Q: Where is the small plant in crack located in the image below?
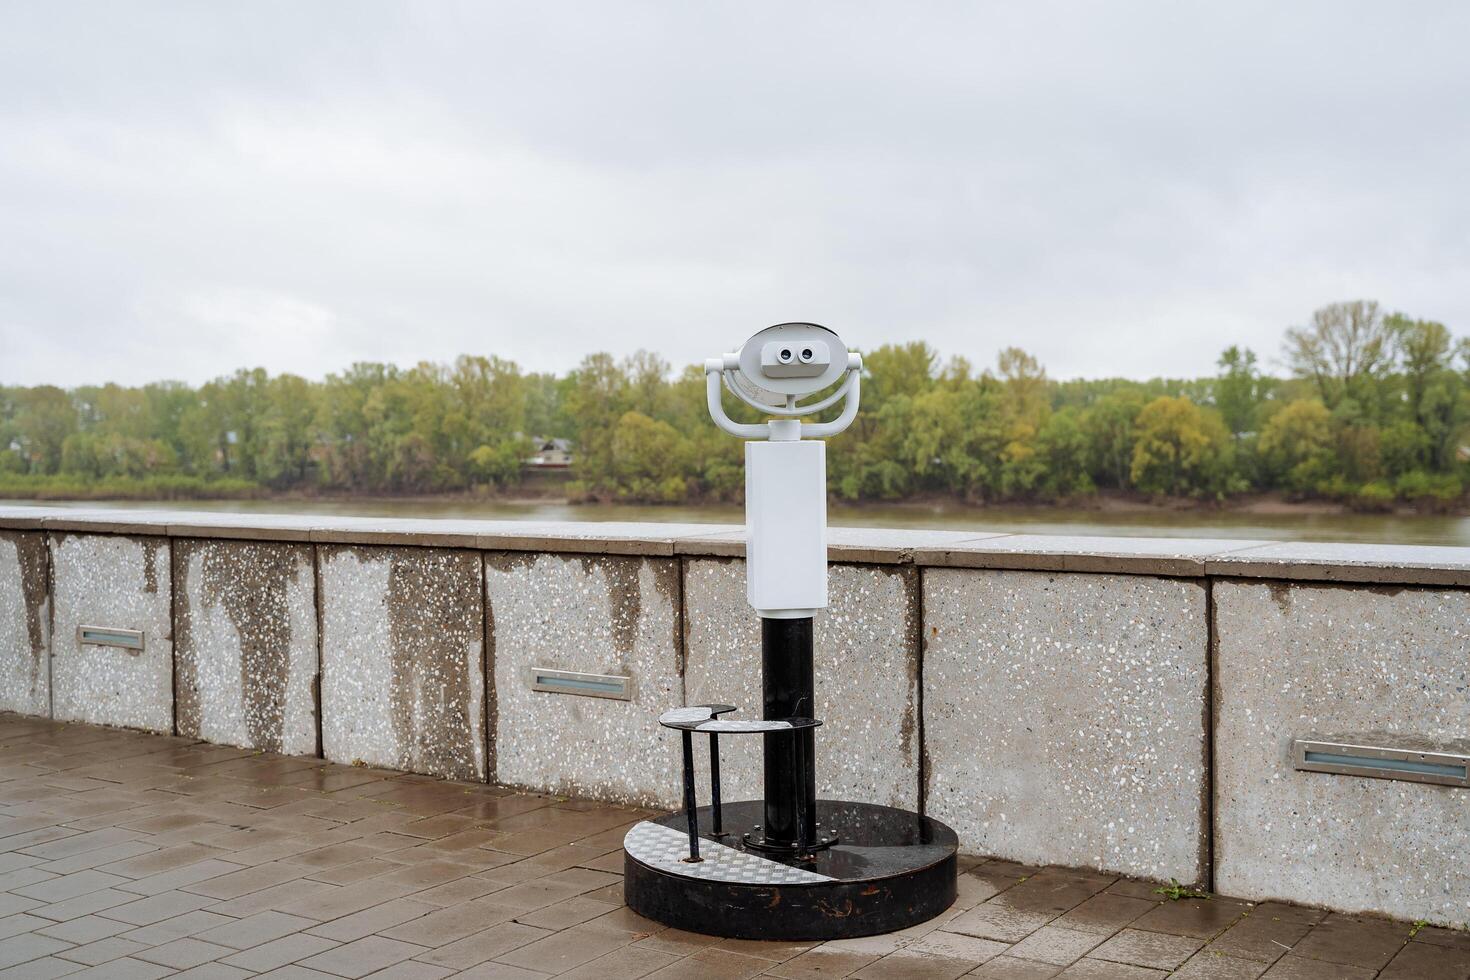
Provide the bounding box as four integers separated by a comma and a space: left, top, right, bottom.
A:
1155, 879, 1210, 901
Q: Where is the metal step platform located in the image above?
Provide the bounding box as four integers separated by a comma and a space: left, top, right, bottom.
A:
623, 704, 958, 940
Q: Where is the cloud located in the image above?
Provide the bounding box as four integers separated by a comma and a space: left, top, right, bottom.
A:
1, 1, 1466, 387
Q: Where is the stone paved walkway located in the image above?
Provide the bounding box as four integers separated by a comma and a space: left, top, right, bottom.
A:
0, 715, 1466, 980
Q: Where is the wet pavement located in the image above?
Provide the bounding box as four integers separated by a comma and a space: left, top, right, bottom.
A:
0, 714, 1465, 980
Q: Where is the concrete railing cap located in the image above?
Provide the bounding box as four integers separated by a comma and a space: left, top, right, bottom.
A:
1, 505, 1466, 586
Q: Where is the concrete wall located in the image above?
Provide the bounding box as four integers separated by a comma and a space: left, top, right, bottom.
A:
924, 568, 1209, 885
49, 533, 174, 734
683, 558, 921, 811
486, 552, 683, 806
1214, 580, 1470, 929
1, 508, 1467, 927
174, 538, 319, 755
0, 530, 49, 716
318, 545, 486, 781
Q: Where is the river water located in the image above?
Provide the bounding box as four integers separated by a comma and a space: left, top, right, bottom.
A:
5, 497, 1467, 546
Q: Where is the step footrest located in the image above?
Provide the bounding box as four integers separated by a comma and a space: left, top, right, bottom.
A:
657, 704, 822, 864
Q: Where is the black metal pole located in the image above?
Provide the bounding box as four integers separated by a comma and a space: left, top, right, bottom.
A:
708, 732, 723, 836
681, 730, 700, 861
761, 616, 816, 847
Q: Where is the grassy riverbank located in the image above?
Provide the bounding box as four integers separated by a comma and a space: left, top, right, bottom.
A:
3, 476, 1464, 521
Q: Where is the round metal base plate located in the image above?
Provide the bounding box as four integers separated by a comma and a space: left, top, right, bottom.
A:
624, 799, 958, 941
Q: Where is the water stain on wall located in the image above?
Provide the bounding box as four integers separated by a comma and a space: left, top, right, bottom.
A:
176, 540, 304, 751
883, 564, 921, 768
486, 551, 664, 662
575, 555, 642, 657
385, 548, 482, 779
174, 551, 200, 738
141, 538, 166, 595
1267, 581, 1293, 615
9, 532, 50, 697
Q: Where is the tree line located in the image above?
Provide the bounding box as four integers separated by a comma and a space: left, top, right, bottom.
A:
2, 300, 1466, 510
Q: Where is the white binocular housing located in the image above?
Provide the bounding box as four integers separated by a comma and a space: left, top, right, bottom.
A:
704, 323, 862, 619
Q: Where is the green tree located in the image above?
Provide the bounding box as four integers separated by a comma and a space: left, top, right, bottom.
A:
1081, 390, 1145, 489
1258, 399, 1335, 493
1283, 300, 1392, 414
1214, 346, 1261, 437
14, 386, 76, 474
1129, 396, 1231, 496
610, 411, 688, 502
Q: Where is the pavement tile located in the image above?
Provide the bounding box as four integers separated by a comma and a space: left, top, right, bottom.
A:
306, 899, 438, 943
35, 840, 157, 875
278, 880, 417, 920
947, 901, 1058, 944
1053, 960, 1168, 978
118, 858, 247, 897
298, 936, 428, 978
966, 956, 1065, 978
100, 889, 221, 925
184, 860, 309, 899
1204, 912, 1312, 963
14, 871, 130, 904
493, 921, 633, 973
0, 955, 84, 978
848, 947, 975, 979
553, 943, 681, 979
1103, 881, 1164, 902
401, 876, 506, 907
1129, 898, 1251, 941
193, 909, 318, 949
0, 915, 48, 941
513, 896, 618, 931
55, 935, 149, 965
171, 964, 258, 980
1170, 950, 1269, 979
208, 878, 341, 917
1377, 939, 1470, 979
411, 921, 550, 970
359, 963, 453, 979
1088, 928, 1204, 969
450, 962, 553, 979
0, 868, 58, 894
366, 861, 474, 890
1413, 926, 1470, 952
55, 958, 177, 979
643, 946, 774, 979
221, 932, 341, 972
1008, 926, 1105, 966
1286, 913, 1410, 969
630, 925, 724, 955
1257, 955, 1377, 979
380, 901, 515, 947
1001, 871, 1115, 917
33, 914, 131, 944
100, 843, 229, 879
0, 934, 73, 970
0, 897, 40, 919
765, 944, 883, 979
134, 936, 234, 968
1052, 894, 1157, 936
118, 908, 234, 946
709, 936, 819, 964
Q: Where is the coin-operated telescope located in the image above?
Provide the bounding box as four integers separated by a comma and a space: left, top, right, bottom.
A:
622, 323, 957, 941
706, 322, 863, 617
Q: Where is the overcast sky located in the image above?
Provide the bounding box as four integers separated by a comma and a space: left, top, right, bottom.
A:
2, 2, 1467, 388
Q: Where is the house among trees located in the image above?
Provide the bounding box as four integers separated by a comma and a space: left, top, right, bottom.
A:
526, 437, 573, 469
